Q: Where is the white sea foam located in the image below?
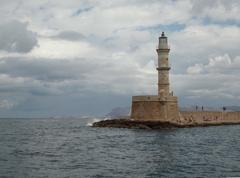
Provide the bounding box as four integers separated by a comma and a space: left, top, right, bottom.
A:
86, 118, 101, 126
86, 117, 111, 126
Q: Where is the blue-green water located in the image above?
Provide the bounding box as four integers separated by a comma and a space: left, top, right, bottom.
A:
0, 118, 240, 178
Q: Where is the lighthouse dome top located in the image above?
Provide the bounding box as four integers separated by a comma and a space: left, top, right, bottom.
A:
160, 32, 167, 39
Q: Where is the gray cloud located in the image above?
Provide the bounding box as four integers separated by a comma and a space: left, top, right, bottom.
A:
172, 54, 240, 106
187, 54, 240, 74
0, 57, 90, 81
0, 99, 15, 109
173, 73, 240, 107
191, 0, 240, 22
51, 30, 86, 41
0, 53, 157, 109
72, 6, 94, 16
0, 20, 38, 53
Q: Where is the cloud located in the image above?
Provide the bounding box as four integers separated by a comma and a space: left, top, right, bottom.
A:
0, 20, 38, 53
191, 0, 240, 22
0, 0, 239, 116
187, 64, 203, 74
173, 54, 240, 106
28, 36, 102, 59
169, 24, 240, 73
0, 57, 87, 82
51, 30, 86, 41
0, 99, 15, 109
0, 55, 156, 96
186, 54, 240, 74
172, 73, 240, 106
72, 6, 94, 16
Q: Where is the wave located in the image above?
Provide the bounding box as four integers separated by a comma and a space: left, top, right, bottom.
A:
86, 117, 111, 126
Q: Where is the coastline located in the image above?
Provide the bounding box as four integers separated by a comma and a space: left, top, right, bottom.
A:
92, 117, 240, 129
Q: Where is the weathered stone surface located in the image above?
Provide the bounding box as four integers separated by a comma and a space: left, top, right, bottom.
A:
131, 95, 179, 122
180, 111, 240, 124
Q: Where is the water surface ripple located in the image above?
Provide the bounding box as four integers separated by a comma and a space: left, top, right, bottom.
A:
0, 118, 240, 177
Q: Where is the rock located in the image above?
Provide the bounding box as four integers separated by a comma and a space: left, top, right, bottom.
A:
92, 118, 240, 129
92, 118, 182, 129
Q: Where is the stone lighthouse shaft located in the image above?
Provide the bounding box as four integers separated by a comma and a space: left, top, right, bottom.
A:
157, 32, 170, 96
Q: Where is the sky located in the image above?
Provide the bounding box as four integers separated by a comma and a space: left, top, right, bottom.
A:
0, 0, 239, 117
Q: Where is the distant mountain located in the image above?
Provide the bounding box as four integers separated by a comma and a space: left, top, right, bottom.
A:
106, 107, 130, 118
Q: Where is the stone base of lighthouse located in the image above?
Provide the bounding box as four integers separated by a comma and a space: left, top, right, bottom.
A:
131, 95, 180, 122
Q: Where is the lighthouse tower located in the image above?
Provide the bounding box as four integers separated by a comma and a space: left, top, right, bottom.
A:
131, 32, 179, 122
157, 32, 170, 97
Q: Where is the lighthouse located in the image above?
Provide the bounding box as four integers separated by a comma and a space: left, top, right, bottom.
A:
157, 32, 171, 97
131, 32, 180, 122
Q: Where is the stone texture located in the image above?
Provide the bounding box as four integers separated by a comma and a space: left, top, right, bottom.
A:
131, 95, 179, 122
180, 111, 240, 124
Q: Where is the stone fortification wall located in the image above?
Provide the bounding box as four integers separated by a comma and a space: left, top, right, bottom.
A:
131, 95, 179, 122
180, 111, 240, 124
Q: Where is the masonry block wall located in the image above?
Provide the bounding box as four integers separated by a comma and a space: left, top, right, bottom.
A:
180, 111, 240, 124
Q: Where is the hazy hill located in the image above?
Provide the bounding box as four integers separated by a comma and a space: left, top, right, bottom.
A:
106, 107, 130, 118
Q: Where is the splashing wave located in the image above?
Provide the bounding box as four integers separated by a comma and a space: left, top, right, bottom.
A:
86, 117, 111, 126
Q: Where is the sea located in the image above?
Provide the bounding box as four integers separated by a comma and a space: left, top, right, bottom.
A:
0, 117, 240, 178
